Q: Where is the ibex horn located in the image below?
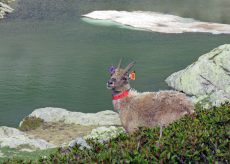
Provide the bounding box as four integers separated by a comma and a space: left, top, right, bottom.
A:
124, 61, 136, 73
117, 58, 122, 69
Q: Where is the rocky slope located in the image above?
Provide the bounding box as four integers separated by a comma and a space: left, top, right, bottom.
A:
0, 108, 123, 159
0, 126, 54, 150
19, 108, 122, 146
166, 44, 230, 107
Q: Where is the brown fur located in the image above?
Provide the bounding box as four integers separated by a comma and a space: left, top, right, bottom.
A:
116, 90, 194, 132
107, 62, 195, 133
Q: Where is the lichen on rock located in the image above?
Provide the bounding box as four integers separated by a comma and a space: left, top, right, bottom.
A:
84, 126, 125, 143
166, 44, 230, 108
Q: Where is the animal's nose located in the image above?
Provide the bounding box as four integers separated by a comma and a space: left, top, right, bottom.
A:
108, 81, 113, 85
107, 78, 116, 87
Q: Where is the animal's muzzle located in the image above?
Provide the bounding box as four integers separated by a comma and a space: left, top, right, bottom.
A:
107, 80, 115, 89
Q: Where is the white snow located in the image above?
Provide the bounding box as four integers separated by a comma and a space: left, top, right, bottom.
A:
83, 10, 230, 34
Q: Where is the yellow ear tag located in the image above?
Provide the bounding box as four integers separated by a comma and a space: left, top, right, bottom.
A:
129, 71, 136, 80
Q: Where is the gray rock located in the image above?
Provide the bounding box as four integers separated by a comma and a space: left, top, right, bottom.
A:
68, 137, 91, 150
0, 2, 13, 19
0, 126, 55, 150
166, 44, 230, 107
20, 107, 121, 127
0, 2, 13, 12
67, 126, 125, 150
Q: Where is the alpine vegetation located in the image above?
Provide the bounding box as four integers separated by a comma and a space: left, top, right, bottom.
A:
107, 60, 195, 132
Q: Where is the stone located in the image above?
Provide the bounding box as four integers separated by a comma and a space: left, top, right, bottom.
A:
68, 137, 91, 150
0, 2, 13, 13
0, 2, 13, 19
166, 44, 230, 107
84, 126, 125, 143
67, 126, 125, 150
83, 11, 230, 34
20, 107, 121, 127
0, 126, 55, 150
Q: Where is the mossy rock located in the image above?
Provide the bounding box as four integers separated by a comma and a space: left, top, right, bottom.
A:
19, 117, 44, 131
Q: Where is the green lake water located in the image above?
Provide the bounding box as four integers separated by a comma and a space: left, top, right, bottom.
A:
0, 0, 229, 127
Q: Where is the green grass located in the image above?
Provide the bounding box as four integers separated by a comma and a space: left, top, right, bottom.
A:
0, 147, 57, 163
3, 104, 230, 163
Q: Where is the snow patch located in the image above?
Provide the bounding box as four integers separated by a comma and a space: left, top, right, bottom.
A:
83, 10, 230, 34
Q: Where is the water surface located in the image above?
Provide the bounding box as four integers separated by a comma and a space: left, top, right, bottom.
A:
0, 0, 229, 126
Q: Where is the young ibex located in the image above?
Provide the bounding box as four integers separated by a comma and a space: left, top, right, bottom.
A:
107, 60, 195, 133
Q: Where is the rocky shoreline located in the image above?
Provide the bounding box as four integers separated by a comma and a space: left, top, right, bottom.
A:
0, 108, 123, 158
0, 0, 14, 19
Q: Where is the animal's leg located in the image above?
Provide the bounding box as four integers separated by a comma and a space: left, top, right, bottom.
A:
126, 121, 138, 133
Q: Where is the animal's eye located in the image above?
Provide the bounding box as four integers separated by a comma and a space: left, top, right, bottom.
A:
122, 77, 127, 81
111, 78, 117, 82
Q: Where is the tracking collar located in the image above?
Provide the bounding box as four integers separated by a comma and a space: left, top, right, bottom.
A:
112, 90, 129, 100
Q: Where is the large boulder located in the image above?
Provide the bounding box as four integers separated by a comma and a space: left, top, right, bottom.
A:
166, 44, 230, 107
20, 107, 121, 126
0, 126, 55, 150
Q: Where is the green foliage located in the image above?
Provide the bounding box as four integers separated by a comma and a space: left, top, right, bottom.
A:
0, 147, 57, 164
19, 116, 44, 131
5, 104, 230, 163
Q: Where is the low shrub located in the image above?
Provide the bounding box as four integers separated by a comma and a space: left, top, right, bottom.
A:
19, 116, 44, 131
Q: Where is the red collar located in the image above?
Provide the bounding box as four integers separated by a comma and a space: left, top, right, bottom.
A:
112, 90, 129, 100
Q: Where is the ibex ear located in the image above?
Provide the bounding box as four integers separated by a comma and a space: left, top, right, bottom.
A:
129, 71, 136, 80
124, 61, 135, 73
108, 66, 115, 75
